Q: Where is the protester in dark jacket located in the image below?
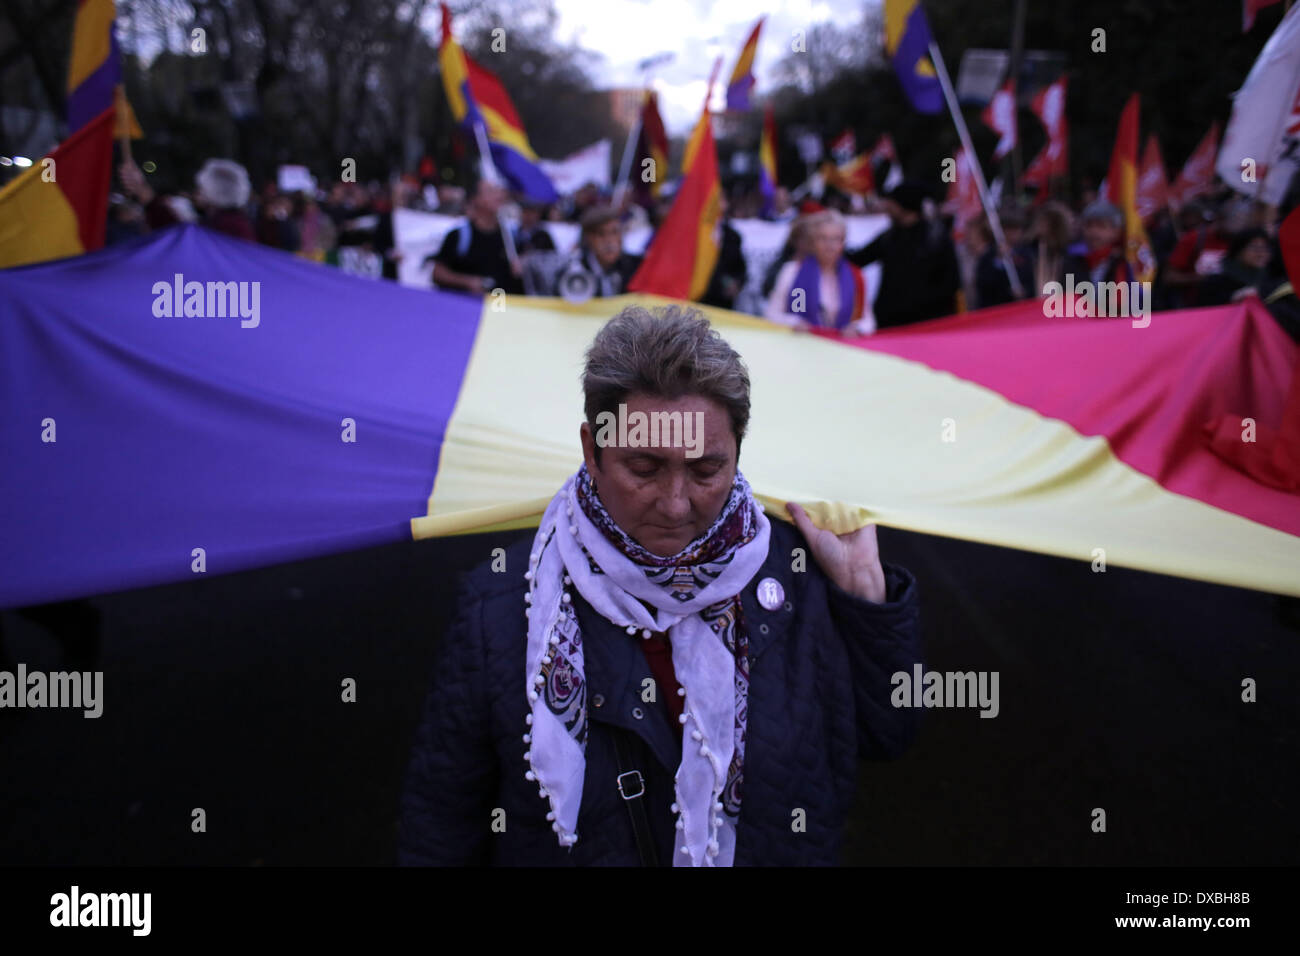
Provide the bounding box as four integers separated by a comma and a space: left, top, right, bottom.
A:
701, 197, 748, 310
1200, 228, 1284, 306
974, 208, 1032, 308
397, 305, 923, 866
848, 181, 959, 328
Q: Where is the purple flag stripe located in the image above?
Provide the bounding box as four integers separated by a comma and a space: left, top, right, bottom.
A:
0, 226, 482, 607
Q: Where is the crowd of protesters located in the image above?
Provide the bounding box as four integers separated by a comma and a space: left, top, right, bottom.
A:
106, 152, 1300, 343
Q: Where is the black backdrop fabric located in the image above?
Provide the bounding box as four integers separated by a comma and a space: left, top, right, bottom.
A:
1, 527, 1296, 866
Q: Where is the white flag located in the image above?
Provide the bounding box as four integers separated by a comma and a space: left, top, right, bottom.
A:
1216, 2, 1300, 204
538, 141, 611, 196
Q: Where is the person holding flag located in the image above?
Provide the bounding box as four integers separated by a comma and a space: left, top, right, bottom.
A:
429, 177, 523, 296
848, 181, 960, 328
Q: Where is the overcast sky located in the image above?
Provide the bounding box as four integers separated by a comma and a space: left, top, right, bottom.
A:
548, 0, 875, 135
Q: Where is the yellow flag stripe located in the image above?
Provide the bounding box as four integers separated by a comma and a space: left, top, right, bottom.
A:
413, 296, 1300, 598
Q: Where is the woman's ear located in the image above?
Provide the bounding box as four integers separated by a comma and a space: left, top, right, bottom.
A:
579, 421, 598, 475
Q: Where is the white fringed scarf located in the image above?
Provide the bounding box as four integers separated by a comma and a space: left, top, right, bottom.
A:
522, 467, 770, 866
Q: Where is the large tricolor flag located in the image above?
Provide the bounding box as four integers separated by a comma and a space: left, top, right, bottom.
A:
1103, 94, 1156, 283
628, 87, 722, 301
3, 226, 1298, 608
1217, 1, 1300, 206
0, 106, 115, 269
758, 104, 778, 214
438, 3, 557, 202
725, 17, 765, 112
884, 0, 943, 114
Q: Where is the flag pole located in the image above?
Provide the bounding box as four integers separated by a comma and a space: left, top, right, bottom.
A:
470, 118, 532, 294
928, 40, 1026, 299
612, 105, 644, 209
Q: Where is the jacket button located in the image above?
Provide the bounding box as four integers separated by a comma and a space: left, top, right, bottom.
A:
593, 694, 605, 708
759, 623, 770, 634
783, 601, 793, 612
631, 706, 645, 720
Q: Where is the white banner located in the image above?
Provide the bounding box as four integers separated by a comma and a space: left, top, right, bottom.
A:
1216, 2, 1300, 204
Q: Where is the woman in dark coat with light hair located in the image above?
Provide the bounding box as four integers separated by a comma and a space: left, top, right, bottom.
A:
397, 304, 923, 866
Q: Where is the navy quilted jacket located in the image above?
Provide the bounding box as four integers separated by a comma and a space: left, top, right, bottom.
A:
396, 516, 922, 866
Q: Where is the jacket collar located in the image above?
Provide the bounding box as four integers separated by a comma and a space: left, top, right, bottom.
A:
573, 591, 681, 773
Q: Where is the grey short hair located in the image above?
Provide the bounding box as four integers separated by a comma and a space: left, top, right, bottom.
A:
1081, 199, 1123, 228
802, 209, 847, 237
582, 304, 751, 459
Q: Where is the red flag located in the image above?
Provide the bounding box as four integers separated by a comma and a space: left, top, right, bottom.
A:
628, 93, 721, 300
869, 134, 899, 165
1021, 77, 1068, 192
1243, 0, 1283, 31
1168, 122, 1220, 207
1203, 206, 1300, 491
1136, 134, 1169, 222
1104, 94, 1156, 283
830, 129, 856, 165
634, 90, 670, 207
981, 81, 1017, 160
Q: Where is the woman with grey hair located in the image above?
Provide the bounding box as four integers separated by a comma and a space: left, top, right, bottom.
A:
398, 304, 922, 866
764, 210, 872, 335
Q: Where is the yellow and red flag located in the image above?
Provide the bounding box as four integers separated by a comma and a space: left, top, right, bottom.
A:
1103, 94, 1156, 282
820, 154, 876, 196
682, 57, 722, 175
629, 88, 721, 300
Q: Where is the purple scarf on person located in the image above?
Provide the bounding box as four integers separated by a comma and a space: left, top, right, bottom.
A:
786, 255, 864, 329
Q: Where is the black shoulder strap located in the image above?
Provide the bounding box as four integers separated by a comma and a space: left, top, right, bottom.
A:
610, 726, 660, 867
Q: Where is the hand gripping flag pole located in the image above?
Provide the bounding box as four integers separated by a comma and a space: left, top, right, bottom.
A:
471, 117, 532, 295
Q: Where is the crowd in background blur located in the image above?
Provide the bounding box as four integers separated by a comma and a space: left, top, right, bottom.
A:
108, 153, 1300, 343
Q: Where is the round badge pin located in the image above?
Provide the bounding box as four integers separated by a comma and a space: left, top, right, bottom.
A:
756, 577, 784, 611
